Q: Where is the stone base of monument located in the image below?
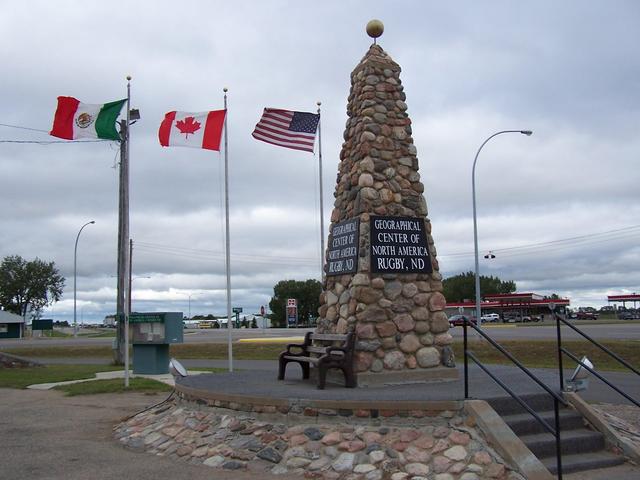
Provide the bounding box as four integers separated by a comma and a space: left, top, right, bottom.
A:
314, 366, 459, 388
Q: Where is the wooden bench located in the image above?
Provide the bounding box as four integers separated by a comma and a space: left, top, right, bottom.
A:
278, 332, 357, 389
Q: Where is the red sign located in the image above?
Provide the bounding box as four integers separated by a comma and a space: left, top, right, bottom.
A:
260, 305, 265, 316
287, 298, 297, 307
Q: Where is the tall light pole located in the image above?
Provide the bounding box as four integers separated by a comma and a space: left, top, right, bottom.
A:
74, 220, 95, 337
188, 293, 193, 320
472, 130, 532, 328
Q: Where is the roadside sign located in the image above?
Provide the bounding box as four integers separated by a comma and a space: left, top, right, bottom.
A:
260, 305, 265, 316
32, 319, 53, 330
232, 307, 243, 314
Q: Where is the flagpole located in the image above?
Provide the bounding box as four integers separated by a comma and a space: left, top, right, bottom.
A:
317, 101, 325, 281
223, 87, 233, 372
123, 76, 132, 388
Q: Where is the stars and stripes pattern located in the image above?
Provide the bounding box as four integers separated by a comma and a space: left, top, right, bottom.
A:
252, 108, 320, 153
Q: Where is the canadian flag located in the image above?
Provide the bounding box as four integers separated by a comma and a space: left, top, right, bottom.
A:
158, 109, 226, 151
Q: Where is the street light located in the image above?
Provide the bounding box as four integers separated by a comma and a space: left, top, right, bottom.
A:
472, 130, 532, 328
74, 220, 95, 337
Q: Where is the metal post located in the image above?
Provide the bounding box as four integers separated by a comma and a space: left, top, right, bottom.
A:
554, 309, 565, 391
472, 130, 532, 329
554, 397, 563, 479
463, 318, 469, 399
317, 101, 325, 281
223, 88, 233, 372
73, 220, 95, 338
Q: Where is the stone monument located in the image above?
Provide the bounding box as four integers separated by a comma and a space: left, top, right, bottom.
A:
316, 20, 456, 385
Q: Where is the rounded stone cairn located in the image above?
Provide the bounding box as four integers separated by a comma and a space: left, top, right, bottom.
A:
316, 45, 453, 375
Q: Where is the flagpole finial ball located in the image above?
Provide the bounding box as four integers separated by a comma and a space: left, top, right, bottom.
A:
223, 87, 228, 92
317, 101, 321, 106
366, 19, 384, 39
126, 75, 132, 81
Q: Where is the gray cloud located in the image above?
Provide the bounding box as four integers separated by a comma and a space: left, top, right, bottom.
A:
2, 1, 639, 323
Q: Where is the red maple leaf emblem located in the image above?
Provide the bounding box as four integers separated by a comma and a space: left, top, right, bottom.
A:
175, 116, 201, 138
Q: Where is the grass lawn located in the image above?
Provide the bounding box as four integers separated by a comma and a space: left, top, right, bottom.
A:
3, 339, 639, 372
452, 339, 640, 372
54, 377, 172, 396
0, 364, 121, 389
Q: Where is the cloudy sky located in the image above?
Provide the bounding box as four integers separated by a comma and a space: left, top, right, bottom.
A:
2, 1, 639, 323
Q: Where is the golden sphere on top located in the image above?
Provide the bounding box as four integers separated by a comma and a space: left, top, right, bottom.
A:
366, 19, 384, 39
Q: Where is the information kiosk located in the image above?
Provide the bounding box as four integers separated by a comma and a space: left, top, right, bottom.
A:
129, 312, 183, 374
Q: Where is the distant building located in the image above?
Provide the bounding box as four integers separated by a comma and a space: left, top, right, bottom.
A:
446, 292, 570, 320
0, 310, 25, 339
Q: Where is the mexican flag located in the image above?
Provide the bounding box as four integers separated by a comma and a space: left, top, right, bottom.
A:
158, 110, 226, 151
50, 96, 126, 141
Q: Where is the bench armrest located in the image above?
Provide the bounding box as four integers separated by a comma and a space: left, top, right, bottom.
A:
325, 346, 348, 357
283, 342, 307, 355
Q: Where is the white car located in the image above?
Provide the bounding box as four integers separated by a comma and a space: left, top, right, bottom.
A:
480, 313, 500, 323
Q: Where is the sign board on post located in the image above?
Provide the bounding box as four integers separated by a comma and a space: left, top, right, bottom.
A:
370, 216, 432, 274
32, 319, 53, 331
286, 299, 298, 327
326, 218, 359, 276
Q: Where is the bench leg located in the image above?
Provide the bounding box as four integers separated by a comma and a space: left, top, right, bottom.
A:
301, 361, 310, 380
278, 358, 287, 380
317, 365, 327, 390
343, 367, 357, 388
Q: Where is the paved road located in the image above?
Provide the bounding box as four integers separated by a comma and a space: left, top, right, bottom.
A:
2, 323, 639, 350
0, 388, 302, 480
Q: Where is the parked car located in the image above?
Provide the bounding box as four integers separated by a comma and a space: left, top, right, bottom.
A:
576, 312, 598, 320
448, 315, 477, 327
480, 313, 500, 323
618, 311, 637, 320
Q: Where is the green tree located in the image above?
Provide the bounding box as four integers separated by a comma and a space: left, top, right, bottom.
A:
269, 279, 322, 328
442, 271, 516, 303
0, 255, 65, 318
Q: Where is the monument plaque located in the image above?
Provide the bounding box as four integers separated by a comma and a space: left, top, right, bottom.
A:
370, 216, 432, 274
326, 217, 360, 276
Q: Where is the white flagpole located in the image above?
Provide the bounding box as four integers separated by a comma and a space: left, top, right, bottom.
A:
317, 101, 325, 281
223, 87, 233, 372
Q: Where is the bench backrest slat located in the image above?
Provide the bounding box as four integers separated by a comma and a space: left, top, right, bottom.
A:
310, 333, 349, 342
306, 346, 330, 354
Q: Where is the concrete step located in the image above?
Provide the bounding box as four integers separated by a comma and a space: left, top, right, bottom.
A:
486, 392, 560, 416
542, 451, 627, 475
502, 409, 585, 436
521, 428, 604, 458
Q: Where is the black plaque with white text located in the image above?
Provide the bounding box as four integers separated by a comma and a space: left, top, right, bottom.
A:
326, 218, 360, 276
370, 216, 432, 274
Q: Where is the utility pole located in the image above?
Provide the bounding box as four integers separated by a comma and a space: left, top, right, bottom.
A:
128, 239, 133, 315
115, 119, 130, 364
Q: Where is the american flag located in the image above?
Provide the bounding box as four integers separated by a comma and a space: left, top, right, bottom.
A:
252, 108, 320, 153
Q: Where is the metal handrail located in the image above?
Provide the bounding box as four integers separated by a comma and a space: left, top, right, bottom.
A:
464, 320, 567, 405
560, 348, 640, 408
554, 312, 639, 408
555, 313, 640, 377
463, 319, 564, 479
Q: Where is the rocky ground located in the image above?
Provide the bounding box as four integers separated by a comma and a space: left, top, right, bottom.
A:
115, 399, 525, 480
592, 403, 640, 447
